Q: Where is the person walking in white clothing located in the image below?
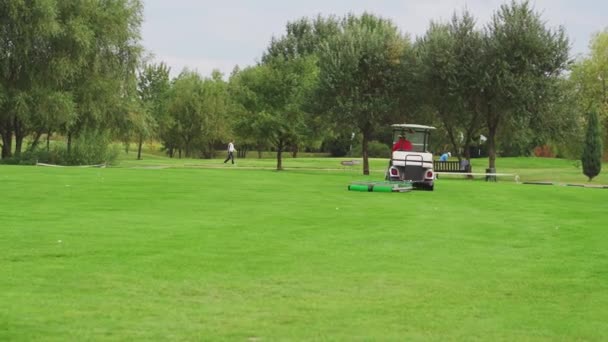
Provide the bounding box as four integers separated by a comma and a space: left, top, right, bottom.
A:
224, 140, 235, 164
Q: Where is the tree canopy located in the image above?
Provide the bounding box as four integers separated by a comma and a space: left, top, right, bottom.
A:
317, 13, 412, 174
2, 2, 603, 171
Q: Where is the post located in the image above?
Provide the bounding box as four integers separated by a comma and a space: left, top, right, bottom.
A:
485, 168, 497, 182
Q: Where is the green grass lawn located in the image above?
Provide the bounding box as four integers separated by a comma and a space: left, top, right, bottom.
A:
2, 159, 608, 340
118, 146, 608, 185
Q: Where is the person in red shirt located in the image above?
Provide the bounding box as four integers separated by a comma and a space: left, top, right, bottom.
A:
392, 135, 412, 152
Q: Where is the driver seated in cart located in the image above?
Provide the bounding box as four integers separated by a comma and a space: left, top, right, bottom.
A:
392, 135, 412, 152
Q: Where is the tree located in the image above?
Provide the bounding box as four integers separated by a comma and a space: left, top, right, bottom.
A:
63, 0, 143, 153
167, 70, 231, 158
571, 30, 608, 112
136, 62, 171, 159
0, 0, 63, 158
167, 71, 205, 158
201, 70, 232, 158
570, 29, 608, 156
262, 15, 340, 156
416, 11, 485, 162
582, 111, 603, 181
231, 57, 318, 170
480, 0, 569, 169
317, 13, 411, 175
263, 15, 340, 62
0, 0, 143, 160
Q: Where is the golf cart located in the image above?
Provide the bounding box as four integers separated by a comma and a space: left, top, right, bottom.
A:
386, 124, 436, 190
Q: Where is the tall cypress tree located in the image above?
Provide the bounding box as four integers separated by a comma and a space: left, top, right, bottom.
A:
582, 111, 603, 181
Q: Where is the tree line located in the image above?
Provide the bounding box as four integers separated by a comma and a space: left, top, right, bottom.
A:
1, 0, 606, 175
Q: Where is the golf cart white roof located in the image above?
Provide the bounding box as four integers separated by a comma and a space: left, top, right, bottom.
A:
391, 124, 436, 130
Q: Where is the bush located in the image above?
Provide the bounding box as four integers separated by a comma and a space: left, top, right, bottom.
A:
582, 111, 603, 181
0, 131, 119, 166
533, 145, 555, 158
352, 140, 391, 158
322, 135, 354, 157
65, 132, 119, 165
0, 150, 39, 165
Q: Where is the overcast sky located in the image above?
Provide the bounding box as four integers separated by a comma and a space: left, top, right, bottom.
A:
141, 0, 607, 78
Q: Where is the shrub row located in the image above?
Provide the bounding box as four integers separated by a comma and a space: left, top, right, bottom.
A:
0, 132, 119, 166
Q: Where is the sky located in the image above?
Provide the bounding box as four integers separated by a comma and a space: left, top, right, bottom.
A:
141, 0, 607, 78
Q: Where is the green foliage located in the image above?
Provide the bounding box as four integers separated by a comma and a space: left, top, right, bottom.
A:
582, 111, 603, 180
136, 62, 172, 157
415, 11, 485, 159
570, 29, 608, 115
0, 0, 143, 158
570, 29, 608, 156
317, 13, 411, 174
0, 132, 119, 166
352, 140, 390, 158
232, 55, 319, 170
322, 133, 355, 157
263, 15, 340, 62
166, 70, 231, 158
66, 131, 119, 166
480, 0, 570, 169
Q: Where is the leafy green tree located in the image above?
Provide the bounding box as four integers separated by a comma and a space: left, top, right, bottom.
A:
497, 76, 582, 158
27, 91, 76, 152
262, 15, 340, 156
263, 15, 340, 62
135, 62, 171, 159
480, 0, 570, 169
416, 11, 485, 162
231, 57, 318, 170
582, 111, 603, 180
63, 0, 143, 153
167, 70, 231, 158
201, 70, 232, 158
0, 0, 62, 157
317, 13, 411, 174
0, 0, 143, 159
570, 29, 608, 156
571, 30, 608, 113
167, 71, 205, 158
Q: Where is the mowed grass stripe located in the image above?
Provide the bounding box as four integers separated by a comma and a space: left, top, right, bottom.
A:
1, 165, 607, 340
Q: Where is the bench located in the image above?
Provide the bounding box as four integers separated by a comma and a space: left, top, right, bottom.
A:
340, 160, 361, 170
433, 160, 470, 173
433, 161, 517, 182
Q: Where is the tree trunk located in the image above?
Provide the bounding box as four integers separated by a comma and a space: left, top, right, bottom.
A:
137, 135, 143, 160
362, 130, 370, 175
0, 120, 13, 158
28, 130, 44, 152
487, 124, 497, 170
463, 143, 471, 160
46, 131, 51, 152
14, 118, 24, 156
15, 133, 23, 156
276, 142, 283, 171
292, 144, 298, 158
183, 135, 191, 158
486, 103, 499, 170
1, 129, 12, 158
440, 112, 460, 160
67, 132, 72, 156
